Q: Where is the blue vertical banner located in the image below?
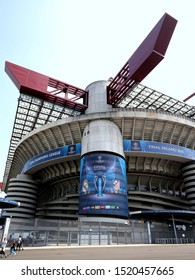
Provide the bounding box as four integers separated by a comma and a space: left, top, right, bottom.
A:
79, 153, 128, 217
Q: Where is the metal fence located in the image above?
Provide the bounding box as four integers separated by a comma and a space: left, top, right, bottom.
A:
3, 218, 195, 246
155, 238, 195, 244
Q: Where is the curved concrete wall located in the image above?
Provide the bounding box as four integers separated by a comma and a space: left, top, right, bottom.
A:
4, 174, 38, 218
182, 162, 195, 210
81, 119, 124, 157
85, 80, 112, 114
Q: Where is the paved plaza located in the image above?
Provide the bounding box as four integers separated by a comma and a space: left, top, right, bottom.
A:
1, 244, 195, 260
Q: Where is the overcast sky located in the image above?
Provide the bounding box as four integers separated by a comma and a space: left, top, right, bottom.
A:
1, 0, 195, 181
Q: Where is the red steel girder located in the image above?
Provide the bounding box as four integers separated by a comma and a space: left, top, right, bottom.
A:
107, 13, 177, 106
5, 61, 88, 112
183, 92, 195, 102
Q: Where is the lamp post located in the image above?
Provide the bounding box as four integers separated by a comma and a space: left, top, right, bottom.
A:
172, 214, 178, 243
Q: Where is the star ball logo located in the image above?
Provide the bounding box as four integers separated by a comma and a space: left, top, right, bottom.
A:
96, 155, 104, 163
131, 141, 142, 151
67, 144, 76, 155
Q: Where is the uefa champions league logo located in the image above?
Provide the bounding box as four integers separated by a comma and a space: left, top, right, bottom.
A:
131, 141, 141, 151
68, 145, 76, 155
96, 155, 104, 163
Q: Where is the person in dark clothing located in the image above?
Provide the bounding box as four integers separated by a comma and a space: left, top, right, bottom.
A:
16, 236, 23, 251
9, 240, 16, 255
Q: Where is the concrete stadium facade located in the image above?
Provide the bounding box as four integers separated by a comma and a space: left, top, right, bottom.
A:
3, 79, 195, 223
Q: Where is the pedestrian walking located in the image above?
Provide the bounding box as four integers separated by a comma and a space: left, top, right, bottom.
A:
0, 237, 7, 258
9, 240, 16, 255
20, 236, 24, 250
16, 235, 23, 251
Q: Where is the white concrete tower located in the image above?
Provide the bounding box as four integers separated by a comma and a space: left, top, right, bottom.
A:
85, 80, 112, 114
81, 119, 124, 158
79, 80, 128, 218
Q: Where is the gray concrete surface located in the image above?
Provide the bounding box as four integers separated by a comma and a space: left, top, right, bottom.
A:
1, 244, 195, 260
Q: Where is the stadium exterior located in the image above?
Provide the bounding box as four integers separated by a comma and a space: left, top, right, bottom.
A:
2, 13, 195, 245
